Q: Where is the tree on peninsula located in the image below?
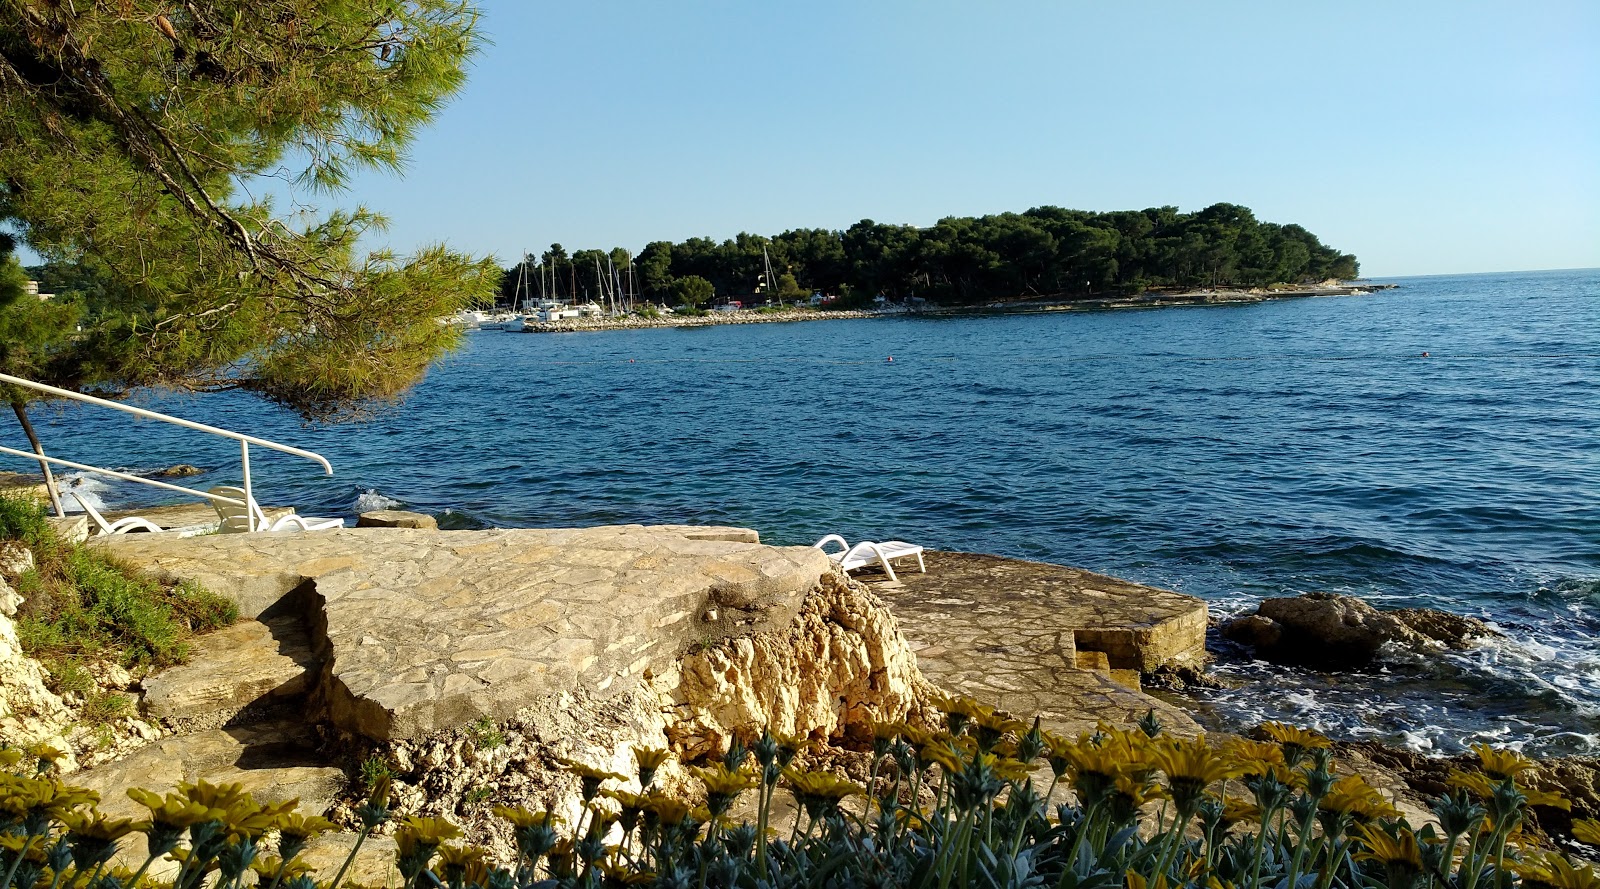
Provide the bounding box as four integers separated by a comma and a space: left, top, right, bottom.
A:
526, 203, 1358, 308
0, 1, 498, 432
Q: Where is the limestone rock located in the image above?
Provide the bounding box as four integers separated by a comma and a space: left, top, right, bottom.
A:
356, 510, 438, 530
100, 525, 831, 741
140, 615, 319, 729
0, 541, 35, 575
153, 464, 205, 478
300, 833, 398, 886
0, 602, 75, 763
1389, 607, 1499, 649
1219, 614, 1281, 650
668, 571, 931, 757
1222, 593, 1496, 668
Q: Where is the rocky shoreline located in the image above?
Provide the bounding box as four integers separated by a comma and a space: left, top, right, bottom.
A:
504, 281, 1397, 334
4, 519, 1593, 865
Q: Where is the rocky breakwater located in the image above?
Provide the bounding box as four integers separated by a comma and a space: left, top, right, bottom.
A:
77, 524, 930, 868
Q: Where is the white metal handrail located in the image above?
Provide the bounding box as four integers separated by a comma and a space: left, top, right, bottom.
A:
0, 372, 333, 530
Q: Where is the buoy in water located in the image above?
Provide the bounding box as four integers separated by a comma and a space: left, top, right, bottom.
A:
1421, 352, 1430, 358
886, 356, 894, 363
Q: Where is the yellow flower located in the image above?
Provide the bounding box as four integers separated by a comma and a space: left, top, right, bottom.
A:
395, 814, 462, 859
61, 808, 139, 842
1219, 796, 1261, 826
1319, 775, 1400, 822
494, 805, 562, 830
931, 693, 992, 721
641, 791, 692, 826
1573, 818, 1600, 846
435, 844, 489, 887
1111, 773, 1167, 807
27, 744, 67, 768
0, 832, 47, 859
1258, 723, 1330, 752
783, 769, 864, 802
1221, 738, 1285, 776
1352, 823, 1423, 870
633, 746, 671, 772
275, 812, 338, 843
1471, 743, 1535, 781
633, 747, 670, 766
989, 755, 1034, 783
1525, 788, 1571, 810
1514, 851, 1600, 889
1446, 768, 1498, 799
249, 856, 313, 881
0, 748, 23, 769
692, 763, 756, 797
127, 788, 218, 830
971, 709, 1028, 737
919, 741, 965, 773
1152, 736, 1237, 806
871, 718, 907, 743
559, 758, 628, 784
1126, 871, 1170, 889
182, 779, 253, 811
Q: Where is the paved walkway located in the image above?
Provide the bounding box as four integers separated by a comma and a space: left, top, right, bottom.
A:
862, 551, 1207, 736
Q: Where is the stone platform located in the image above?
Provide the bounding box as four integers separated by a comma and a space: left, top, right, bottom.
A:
860, 551, 1207, 735
98, 525, 828, 741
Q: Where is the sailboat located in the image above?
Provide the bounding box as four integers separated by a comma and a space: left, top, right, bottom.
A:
485, 252, 533, 330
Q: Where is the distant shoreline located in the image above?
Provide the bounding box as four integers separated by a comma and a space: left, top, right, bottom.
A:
501, 281, 1397, 334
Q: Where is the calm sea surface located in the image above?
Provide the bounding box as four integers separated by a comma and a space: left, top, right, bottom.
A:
26, 269, 1600, 756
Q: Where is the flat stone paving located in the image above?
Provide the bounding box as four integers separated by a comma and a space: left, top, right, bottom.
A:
862, 551, 1207, 736
99, 525, 828, 741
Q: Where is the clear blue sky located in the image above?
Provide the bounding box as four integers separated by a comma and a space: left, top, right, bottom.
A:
333, 1, 1597, 278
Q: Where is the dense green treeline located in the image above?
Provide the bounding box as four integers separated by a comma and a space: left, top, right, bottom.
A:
500, 202, 1358, 307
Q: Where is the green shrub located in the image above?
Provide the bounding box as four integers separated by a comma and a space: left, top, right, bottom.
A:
18, 547, 235, 668
0, 490, 50, 544
2, 490, 236, 682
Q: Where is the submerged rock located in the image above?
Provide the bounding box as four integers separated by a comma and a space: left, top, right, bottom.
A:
153, 464, 204, 478
1221, 592, 1497, 668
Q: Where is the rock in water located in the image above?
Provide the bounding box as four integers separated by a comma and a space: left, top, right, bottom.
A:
1388, 608, 1498, 650
154, 464, 204, 478
1220, 592, 1496, 668
355, 509, 438, 529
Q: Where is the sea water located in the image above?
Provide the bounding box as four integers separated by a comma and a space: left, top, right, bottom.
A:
18, 269, 1599, 755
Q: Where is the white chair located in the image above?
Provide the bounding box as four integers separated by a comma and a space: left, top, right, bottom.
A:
812, 534, 926, 582
208, 485, 344, 533
71, 495, 163, 535
69, 495, 216, 537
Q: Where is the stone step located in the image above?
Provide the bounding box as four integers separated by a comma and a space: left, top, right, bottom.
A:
70, 720, 347, 874
140, 614, 320, 731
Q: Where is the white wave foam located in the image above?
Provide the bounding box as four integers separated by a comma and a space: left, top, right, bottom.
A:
353, 489, 402, 512
56, 473, 109, 513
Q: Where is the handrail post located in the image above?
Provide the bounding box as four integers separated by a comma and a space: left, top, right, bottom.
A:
240, 440, 253, 532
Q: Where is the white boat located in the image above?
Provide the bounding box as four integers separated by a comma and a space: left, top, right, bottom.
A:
447, 309, 493, 328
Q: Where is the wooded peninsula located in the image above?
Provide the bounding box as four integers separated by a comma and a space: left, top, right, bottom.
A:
501, 202, 1360, 308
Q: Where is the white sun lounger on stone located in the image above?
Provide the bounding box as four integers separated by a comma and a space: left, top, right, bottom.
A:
208, 485, 345, 533
71, 495, 216, 537
812, 534, 926, 582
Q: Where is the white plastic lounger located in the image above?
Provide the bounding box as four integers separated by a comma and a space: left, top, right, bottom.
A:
812, 534, 926, 582
71, 496, 214, 537
208, 485, 345, 533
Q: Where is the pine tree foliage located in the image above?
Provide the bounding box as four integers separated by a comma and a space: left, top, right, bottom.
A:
0, 1, 498, 417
